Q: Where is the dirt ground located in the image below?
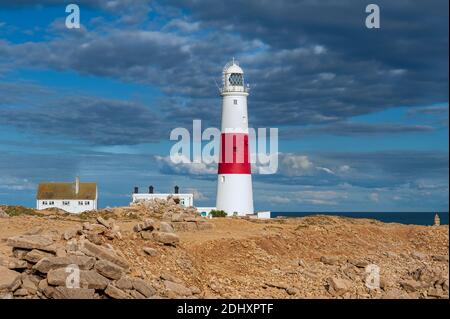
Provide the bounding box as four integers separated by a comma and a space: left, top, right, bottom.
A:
1, 210, 448, 299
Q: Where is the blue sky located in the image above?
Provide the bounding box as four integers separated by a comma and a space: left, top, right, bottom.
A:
0, 0, 448, 212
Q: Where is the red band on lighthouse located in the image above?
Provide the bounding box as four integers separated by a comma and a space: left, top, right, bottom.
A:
218, 133, 251, 174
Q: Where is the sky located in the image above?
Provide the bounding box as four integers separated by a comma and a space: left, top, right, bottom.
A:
0, 0, 448, 212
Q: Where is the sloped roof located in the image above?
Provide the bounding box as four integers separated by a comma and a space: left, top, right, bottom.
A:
36, 182, 97, 200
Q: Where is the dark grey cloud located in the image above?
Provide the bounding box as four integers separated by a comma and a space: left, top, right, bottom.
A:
0, 0, 447, 131
0, 82, 170, 145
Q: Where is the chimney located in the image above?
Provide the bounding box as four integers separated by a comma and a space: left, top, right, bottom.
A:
75, 176, 80, 195
134, 187, 139, 194
174, 185, 179, 194
149, 185, 154, 194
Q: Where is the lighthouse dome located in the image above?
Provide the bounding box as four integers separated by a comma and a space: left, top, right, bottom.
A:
221, 59, 248, 94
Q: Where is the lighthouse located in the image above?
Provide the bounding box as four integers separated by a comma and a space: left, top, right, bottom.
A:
216, 60, 254, 216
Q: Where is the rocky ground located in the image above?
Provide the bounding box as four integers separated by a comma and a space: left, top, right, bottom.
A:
0, 200, 448, 299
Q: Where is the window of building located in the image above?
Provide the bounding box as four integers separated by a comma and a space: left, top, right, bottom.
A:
229, 73, 243, 86
78, 201, 83, 205
234, 99, 237, 105
42, 201, 48, 205
63, 201, 70, 206
85, 201, 90, 205
221, 176, 225, 183
49, 201, 54, 205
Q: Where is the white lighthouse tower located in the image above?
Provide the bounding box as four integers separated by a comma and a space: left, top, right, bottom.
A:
216, 60, 254, 216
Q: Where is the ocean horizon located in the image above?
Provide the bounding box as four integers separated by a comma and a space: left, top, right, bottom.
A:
271, 211, 449, 226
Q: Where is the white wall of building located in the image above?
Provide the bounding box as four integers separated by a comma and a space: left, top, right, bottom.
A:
36, 199, 97, 214
131, 193, 194, 207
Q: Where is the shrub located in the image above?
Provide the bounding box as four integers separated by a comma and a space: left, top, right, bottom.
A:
209, 209, 227, 218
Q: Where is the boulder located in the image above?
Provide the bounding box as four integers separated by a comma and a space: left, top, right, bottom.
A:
0, 207, 9, 218
104, 284, 130, 299
13, 288, 29, 297
143, 247, 157, 257
80, 240, 129, 269
12, 248, 29, 259
432, 255, 449, 262
159, 222, 174, 233
129, 289, 146, 299
141, 232, 153, 240
52, 287, 96, 299
427, 287, 445, 298
132, 278, 156, 298
7, 235, 55, 252
320, 256, 339, 266
33, 256, 95, 274
152, 231, 180, 246
115, 277, 134, 290
0, 256, 27, 270
347, 258, 369, 268
0, 266, 21, 291
327, 277, 352, 296
24, 249, 54, 264
164, 280, 192, 296
400, 280, 422, 293
94, 259, 124, 280
21, 275, 38, 294
142, 219, 155, 231
96, 216, 112, 229
47, 268, 110, 290
63, 228, 80, 241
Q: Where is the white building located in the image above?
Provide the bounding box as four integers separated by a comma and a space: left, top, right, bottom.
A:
131, 186, 193, 207
36, 177, 97, 214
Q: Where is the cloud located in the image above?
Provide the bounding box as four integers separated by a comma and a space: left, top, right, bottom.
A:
369, 192, 380, 202
0, 0, 447, 131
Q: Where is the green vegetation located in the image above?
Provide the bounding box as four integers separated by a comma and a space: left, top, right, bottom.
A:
209, 209, 227, 218
1, 205, 42, 217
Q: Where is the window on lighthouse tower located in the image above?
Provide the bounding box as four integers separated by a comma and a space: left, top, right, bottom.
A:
229, 73, 243, 86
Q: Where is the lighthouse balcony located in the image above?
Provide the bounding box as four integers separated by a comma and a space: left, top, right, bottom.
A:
220, 86, 250, 94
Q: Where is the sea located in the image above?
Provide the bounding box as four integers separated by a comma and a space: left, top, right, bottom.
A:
270, 211, 449, 226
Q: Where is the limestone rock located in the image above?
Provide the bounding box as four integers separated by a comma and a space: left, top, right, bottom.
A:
159, 222, 174, 233
0, 256, 27, 270
80, 240, 129, 269
164, 280, 192, 296
411, 251, 427, 260
327, 277, 352, 296
143, 247, 157, 257
0, 266, 21, 291
7, 235, 54, 252
132, 278, 156, 298
47, 268, 110, 290
104, 284, 130, 299
152, 231, 180, 246
52, 287, 96, 299
400, 280, 422, 293
115, 277, 134, 290
320, 256, 339, 266
21, 275, 38, 294
13, 288, 29, 297
24, 249, 54, 264
96, 216, 111, 229
432, 255, 449, 262
33, 256, 95, 274
94, 259, 124, 280
347, 258, 369, 268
